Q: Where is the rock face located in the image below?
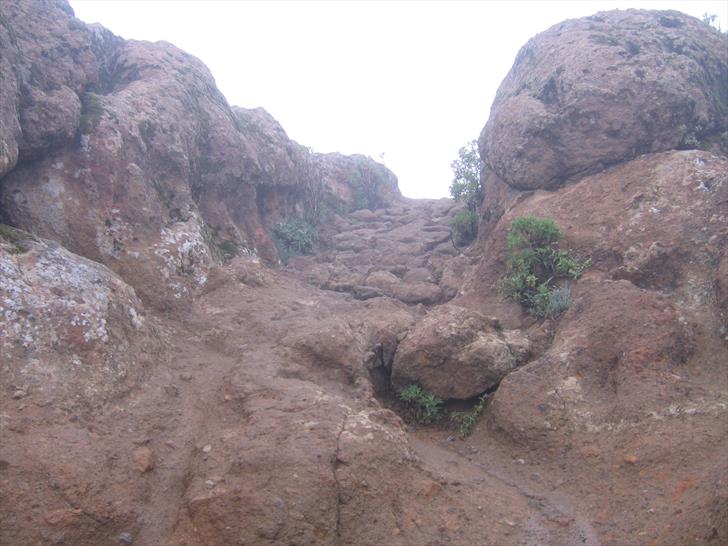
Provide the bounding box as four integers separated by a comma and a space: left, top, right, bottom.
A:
0, 0, 120, 176
465, 10, 728, 545
480, 9, 728, 190
391, 305, 531, 399
0, 0, 400, 309
0, 228, 161, 410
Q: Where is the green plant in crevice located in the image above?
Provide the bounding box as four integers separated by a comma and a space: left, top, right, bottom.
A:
272, 217, 317, 263
450, 393, 489, 438
217, 239, 239, 262
79, 92, 106, 133
0, 224, 35, 253
399, 384, 443, 424
450, 209, 478, 246
501, 216, 590, 318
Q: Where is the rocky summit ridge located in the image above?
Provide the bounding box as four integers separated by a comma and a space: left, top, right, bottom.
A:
1, 2, 727, 546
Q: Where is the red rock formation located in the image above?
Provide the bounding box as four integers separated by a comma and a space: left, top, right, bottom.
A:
465, 10, 728, 545
0, 0, 400, 309
480, 9, 728, 191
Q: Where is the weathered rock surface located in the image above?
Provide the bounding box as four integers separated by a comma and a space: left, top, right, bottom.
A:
0, 0, 399, 309
0, 0, 120, 175
480, 9, 728, 190
391, 305, 530, 399
289, 198, 475, 305
0, 229, 161, 410
464, 13, 728, 545
469, 150, 728, 329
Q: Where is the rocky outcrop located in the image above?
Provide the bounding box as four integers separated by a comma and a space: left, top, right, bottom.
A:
0, 0, 400, 309
0, 227, 161, 410
391, 305, 531, 399
0, 0, 120, 176
466, 10, 728, 545
480, 9, 728, 191
469, 150, 728, 328
313, 151, 401, 212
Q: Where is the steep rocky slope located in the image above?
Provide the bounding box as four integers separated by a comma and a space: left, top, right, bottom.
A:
1, 3, 727, 546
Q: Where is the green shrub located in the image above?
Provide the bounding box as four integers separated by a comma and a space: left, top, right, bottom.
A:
449, 140, 484, 243
501, 216, 590, 318
0, 224, 35, 253
272, 217, 316, 263
450, 209, 478, 246
348, 159, 390, 211
399, 384, 443, 424
449, 140, 483, 211
217, 239, 239, 262
450, 393, 488, 438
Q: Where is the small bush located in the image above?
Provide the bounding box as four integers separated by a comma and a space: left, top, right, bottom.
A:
272, 217, 316, 263
501, 216, 589, 318
449, 140, 483, 211
449, 140, 484, 243
450, 209, 478, 246
0, 224, 35, 253
450, 393, 488, 438
399, 384, 443, 424
217, 239, 239, 262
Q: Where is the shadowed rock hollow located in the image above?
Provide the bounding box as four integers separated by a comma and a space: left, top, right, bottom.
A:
1, 3, 726, 546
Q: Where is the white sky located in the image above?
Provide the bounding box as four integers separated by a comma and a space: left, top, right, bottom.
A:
69, 1, 727, 198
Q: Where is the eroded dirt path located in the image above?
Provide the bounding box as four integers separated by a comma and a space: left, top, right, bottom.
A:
8, 197, 701, 545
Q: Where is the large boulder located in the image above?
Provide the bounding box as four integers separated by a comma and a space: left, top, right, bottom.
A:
314, 152, 401, 212
480, 9, 728, 191
391, 305, 531, 399
0, 229, 161, 410
489, 278, 696, 446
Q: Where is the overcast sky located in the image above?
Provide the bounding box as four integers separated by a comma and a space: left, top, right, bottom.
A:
69, 1, 727, 198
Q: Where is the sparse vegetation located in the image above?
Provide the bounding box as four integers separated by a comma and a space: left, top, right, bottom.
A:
678, 123, 703, 149
0, 224, 35, 253
701, 12, 721, 31
272, 217, 317, 263
501, 216, 590, 318
449, 140, 484, 245
399, 384, 443, 424
217, 239, 239, 262
79, 92, 106, 133
349, 158, 390, 211
450, 209, 478, 246
450, 393, 488, 438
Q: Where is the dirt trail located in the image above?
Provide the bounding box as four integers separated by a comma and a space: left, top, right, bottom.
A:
121, 197, 597, 545
9, 197, 718, 545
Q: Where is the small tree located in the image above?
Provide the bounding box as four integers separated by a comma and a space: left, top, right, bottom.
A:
449, 140, 483, 212
449, 140, 484, 245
